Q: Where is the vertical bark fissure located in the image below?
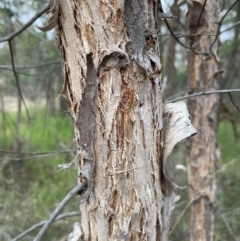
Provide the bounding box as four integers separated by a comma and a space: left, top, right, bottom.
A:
186, 1, 220, 241
77, 53, 98, 201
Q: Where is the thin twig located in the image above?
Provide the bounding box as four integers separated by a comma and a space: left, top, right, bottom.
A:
169, 193, 203, 237
177, 33, 217, 38
209, 0, 240, 55
33, 182, 87, 241
169, 160, 236, 237
159, 21, 240, 39
190, 0, 208, 48
158, 32, 217, 38
8, 40, 31, 122
217, 209, 238, 241
12, 211, 81, 241
164, 89, 187, 100
0, 5, 50, 42
228, 92, 240, 114
164, 19, 209, 55
0, 67, 58, 77
0, 150, 74, 161
9, 16, 57, 46
166, 89, 240, 103
0, 61, 60, 70
220, 20, 240, 34
0, 92, 7, 144
0, 148, 73, 155
164, 19, 197, 54
163, 0, 239, 56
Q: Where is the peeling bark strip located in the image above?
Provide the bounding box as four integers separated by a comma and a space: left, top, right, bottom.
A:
160, 102, 197, 241
162, 102, 197, 197
37, 0, 59, 31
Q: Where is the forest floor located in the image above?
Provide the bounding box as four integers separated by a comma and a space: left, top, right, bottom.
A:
1, 95, 46, 112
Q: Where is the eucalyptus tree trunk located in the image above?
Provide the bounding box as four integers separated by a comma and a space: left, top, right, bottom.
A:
39, 0, 196, 240
57, 1, 164, 239
186, 1, 220, 241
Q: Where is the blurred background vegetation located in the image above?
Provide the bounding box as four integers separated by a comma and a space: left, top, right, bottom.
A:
0, 0, 239, 240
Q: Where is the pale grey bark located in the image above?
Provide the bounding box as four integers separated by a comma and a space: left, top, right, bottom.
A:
57, 1, 163, 239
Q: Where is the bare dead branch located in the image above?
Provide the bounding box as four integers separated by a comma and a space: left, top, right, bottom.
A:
177, 33, 217, 38
163, 0, 239, 57
209, 0, 240, 55
0, 148, 73, 155
220, 20, 240, 34
166, 89, 240, 103
12, 70, 57, 77
228, 92, 240, 114
33, 182, 87, 241
0, 61, 60, 70
217, 209, 238, 241
26, 29, 57, 46
0, 63, 59, 77
0, 92, 7, 143
169, 199, 192, 238
169, 160, 236, 237
158, 0, 209, 55
0, 149, 74, 161
8, 40, 31, 122
159, 23, 240, 39
1, 17, 56, 46
190, 0, 208, 47
12, 211, 81, 241
165, 90, 187, 100
164, 19, 195, 52
0, 4, 50, 43
164, 19, 208, 55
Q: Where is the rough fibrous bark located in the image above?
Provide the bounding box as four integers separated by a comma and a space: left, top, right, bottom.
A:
186, 1, 220, 241
57, 0, 164, 240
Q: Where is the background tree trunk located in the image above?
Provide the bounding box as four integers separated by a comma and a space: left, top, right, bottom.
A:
57, 0, 164, 240
163, 0, 180, 99
186, 1, 220, 241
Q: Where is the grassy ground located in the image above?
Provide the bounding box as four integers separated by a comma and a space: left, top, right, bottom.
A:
216, 121, 240, 241
0, 108, 239, 240
0, 108, 78, 241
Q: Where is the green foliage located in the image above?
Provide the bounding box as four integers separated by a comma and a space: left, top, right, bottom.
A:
215, 121, 240, 241
218, 121, 240, 162
0, 1, 72, 239
0, 109, 80, 241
